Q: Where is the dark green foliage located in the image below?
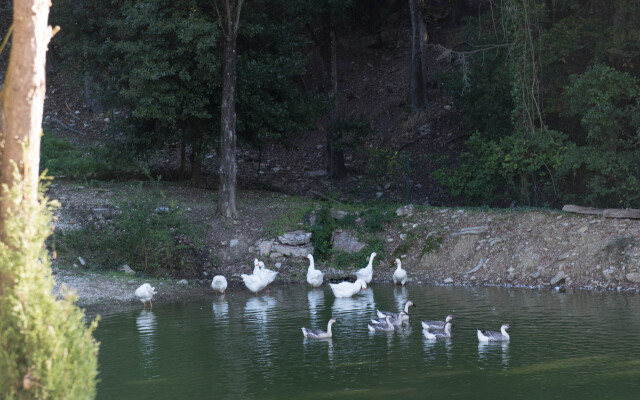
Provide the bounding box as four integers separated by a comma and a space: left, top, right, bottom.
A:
433, 0, 640, 208
310, 207, 335, 260
57, 183, 203, 272
327, 115, 375, 153
421, 235, 443, 256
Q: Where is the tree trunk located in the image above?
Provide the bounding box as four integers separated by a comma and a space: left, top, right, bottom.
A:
217, 0, 243, 219
0, 0, 53, 241
408, 0, 429, 111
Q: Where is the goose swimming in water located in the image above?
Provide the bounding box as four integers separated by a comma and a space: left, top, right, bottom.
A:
392, 258, 408, 286
477, 324, 511, 342
421, 315, 455, 330
306, 254, 324, 288
370, 311, 407, 326
302, 317, 338, 339
211, 275, 227, 296
135, 283, 156, 309
367, 314, 394, 332
355, 252, 377, 284
329, 279, 367, 298
423, 322, 453, 340
376, 300, 415, 321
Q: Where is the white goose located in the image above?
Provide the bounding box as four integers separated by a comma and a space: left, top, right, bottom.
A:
211, 275, 227, 296
367, 314, 394, 332
302, 317, 338, 339
477, 324, 511, 342
329, 279, 367, 298
256, 260, 278, 288
135, 283, 156, 309
423, 322, 453, 340
370, 311, 407, 326
392, 258, 408, 286
421, 315, 455, 330
376, 300, 415, 321
241, 271, 269, 296
306, 254, 324, 288
355, 252, 377, 284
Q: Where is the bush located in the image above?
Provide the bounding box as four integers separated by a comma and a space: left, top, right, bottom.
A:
0, 170, 99, 399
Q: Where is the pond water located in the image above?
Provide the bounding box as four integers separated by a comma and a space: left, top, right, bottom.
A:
92, 285, 640, 399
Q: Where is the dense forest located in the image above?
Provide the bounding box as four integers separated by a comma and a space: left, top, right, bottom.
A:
36, 0, 640, 209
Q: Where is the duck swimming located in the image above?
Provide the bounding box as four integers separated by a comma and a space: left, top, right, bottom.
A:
302, 317, 338, 339
477, 324, 511, 342
370, 311, 407, 326
376, 300, 415, 321
423, 322, 453, 340
421, 315, 455, 330
367, 314, 394, 332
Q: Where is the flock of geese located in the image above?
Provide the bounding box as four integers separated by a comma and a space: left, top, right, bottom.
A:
134, 252, 511, 343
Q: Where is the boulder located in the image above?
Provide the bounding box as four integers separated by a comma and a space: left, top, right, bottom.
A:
177, 279, 188, 285
271, 244, 313, 258
626, 272, 640, 283
395, 204, 414, 216
259, 240, 273, 256
451, 225, 489, 236
443, 277, 453, 284
332, 230, 366, 253
278, 230, 312, 246
550, 271, 566, 285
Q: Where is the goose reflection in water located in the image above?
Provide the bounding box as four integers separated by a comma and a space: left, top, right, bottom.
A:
478, 341, 510, 367
307, 289, 325, 323
212, 298, 229, 320
394, 286, 409, 311
422, 335, 453, 364
244, 295, 278, 325
331, 288, 375, 322
303, 334, 334, 363
136, 310, 157, 370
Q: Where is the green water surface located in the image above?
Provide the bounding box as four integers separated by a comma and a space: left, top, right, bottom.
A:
92, 285, 640, 399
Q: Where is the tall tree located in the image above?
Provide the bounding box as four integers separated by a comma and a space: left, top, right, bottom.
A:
216, 0, 243, 219
408, 0, 429, 111
0, 1, 99, 397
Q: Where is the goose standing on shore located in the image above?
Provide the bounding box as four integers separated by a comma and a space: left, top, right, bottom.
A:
392, 258, 408, 286
329, 279, 367, 298
302, 317, 338, 339
211, 275, 228, 296
241, 271, 268, 296
306, 254, 324, 288
421, 315, 455, 330
477, 324, 511, 342
423, 322, 453, 340
135, 283, 156, 309
256, 260, 278, 288
377, 300, 415, 321
356, 252, 377, 285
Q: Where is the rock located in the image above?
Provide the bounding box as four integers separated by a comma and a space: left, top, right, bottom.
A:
259, 240, 273, 256
550, 271, 566, 285
531, 270, 541, 279
332, 230, 366, 253
275, 262, 282, 269
602, 269, 614, 281
557, 252, 570, 261
465, 259, 484, 274
270, 252, 283, 258
305, 170, 327, 178
395, 204, 415, 216
506, 273, 515, 282
78, 256, 86, 266
271, 244, 313, 258
443, 278, 453, 284
451, 225, 489, 236
625, 272, 640, 283
203, 271, 208, 276
230, 239, 239, 248
121, 264, 135, 275
92, 207, 115, 219
399, 233, 407, 240
278, 230, 312, 246
578, 226, 588, 233
154, 206, 170, 214
330, 209, 347, 219
177, 279, 188, 285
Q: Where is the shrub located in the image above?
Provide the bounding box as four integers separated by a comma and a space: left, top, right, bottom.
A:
0, 169, 99, 399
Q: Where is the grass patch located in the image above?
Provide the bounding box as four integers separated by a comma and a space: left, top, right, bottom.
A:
421, 234, 444, 256
263, 197, 316, 237
55, 182, 204, 273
